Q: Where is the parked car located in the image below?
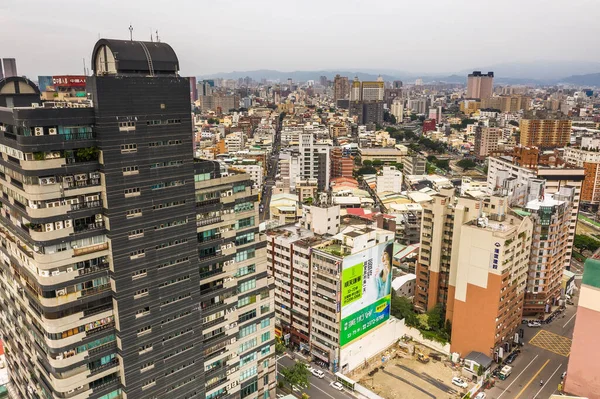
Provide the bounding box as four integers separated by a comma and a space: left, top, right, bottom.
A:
528, 321, 542, 328
330, 381, 344, 391
452, 377, 468, 388
475, 393, 487, 399
311, 369, 325, 379
506, 352, 519, 364
561, 371, 567, 380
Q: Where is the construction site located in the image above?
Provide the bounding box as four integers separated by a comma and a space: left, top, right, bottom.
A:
348, 337, 470, 399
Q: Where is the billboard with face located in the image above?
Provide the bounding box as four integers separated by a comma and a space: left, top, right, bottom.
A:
340, 240, 393, 346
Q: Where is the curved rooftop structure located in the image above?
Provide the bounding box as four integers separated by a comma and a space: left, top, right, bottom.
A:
91, 38, 179, 76
0, 76, 41, 108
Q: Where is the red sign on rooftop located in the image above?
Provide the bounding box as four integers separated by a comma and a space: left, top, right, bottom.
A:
52, 75, 86, 88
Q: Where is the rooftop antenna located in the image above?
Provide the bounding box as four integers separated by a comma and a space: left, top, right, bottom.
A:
156, 30, 160, 43
150, 28, 153, 42
129, 24, 134, 41
82, 58, 86, 76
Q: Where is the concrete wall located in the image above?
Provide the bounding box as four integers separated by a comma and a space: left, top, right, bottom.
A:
340, 317, 451, 373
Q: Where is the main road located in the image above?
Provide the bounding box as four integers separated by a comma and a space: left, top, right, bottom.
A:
276, 354, 355, 399
487, 297, 578, 399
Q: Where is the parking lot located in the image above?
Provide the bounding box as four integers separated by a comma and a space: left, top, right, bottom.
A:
353, 352, 467, 399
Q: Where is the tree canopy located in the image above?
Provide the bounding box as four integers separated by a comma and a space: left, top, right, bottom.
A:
280, 362, 310, 388
457, 159, 477, 170
574, 234, 600, 252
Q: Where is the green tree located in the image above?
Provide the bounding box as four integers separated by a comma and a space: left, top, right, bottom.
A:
279, 112, 286, 122
457, 159, 477, 170
280, 362, 310, 388
275, 337, 287, 354
574, 234, 600, 252
357, 166, 377, 175
207, 118, 219, 125
436, 160, 450, 170
386, 127, 399, 134
426, 155, 438, 163
372, 159, 383, 167
426, 303, 444, 331
354, 156, 362, 166
508, 120, 519, 127
409, 114, 418, 121
362, 160, 373, 167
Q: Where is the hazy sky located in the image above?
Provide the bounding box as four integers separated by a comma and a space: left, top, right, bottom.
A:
2, 0, 599, 79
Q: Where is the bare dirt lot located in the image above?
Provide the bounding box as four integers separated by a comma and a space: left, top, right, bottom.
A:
351, 346, 468, 399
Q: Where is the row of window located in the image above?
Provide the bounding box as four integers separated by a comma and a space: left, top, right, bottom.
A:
120, 140, 183, 153
124, 181, 185, 197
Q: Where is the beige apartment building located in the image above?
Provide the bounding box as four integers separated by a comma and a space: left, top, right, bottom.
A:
487, 155, 584, 271
474, 126, 501, 159
521, 187, 575, 315
519, 118, 572, 149
466, 71, 494, 99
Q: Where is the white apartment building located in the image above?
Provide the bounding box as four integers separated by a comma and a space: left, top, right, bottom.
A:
377, 166, 403, 194
232, 164, 264, 188
391, 97, 404, 122
225, 131, 246, 152
487, 156, 584, 270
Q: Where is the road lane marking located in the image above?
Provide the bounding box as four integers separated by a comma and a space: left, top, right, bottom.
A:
563, 313, 577, 329
529, 329, 544, 343
532, 363, 563, 399
497, 355, 539, 399
514, 359, 550, 399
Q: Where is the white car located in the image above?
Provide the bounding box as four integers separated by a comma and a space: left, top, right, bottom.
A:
528, 321, 542, 328
330, 381, 344, 391
311, 369, 325, 379
452, 377, 468, 389
475, 393, 487, 399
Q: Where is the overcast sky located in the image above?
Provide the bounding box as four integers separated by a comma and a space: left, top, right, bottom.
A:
2, 0, 599, 79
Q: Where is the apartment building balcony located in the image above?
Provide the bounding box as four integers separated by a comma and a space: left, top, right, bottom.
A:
29, 225, 75, 241
74, 221, 104, 234
20, 157, 66, 171
26, 203, 71, 219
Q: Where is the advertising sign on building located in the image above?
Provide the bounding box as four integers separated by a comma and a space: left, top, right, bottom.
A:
339, 240, 393, 346
52, 75, 86, 87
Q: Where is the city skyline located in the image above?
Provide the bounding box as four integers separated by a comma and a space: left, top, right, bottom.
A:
2, 0, 600, 79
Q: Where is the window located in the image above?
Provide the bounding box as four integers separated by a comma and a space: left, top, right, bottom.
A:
161, 293, 191, 307
126, 208, 142, 218
120, 144, 137, 153
238, 279, 256, 293
261, 318, 270, 329
141, 378, 156, 390
122, 165, 139, 175
261, 332, 270, 342
124, 187, 141, 198
132, 269, 147, 279
260, 304, 270, 314
128, 229, 144, 239
194, 173, 211, 182
238, 295, 256, 309
235, 248, 256, 262
159, 275, 190, 288
153, 200, 185, 210
239, 309, 256, 323
151, 160, 183, 168
236, 264, 256, 277
239, 338, 257, 354
240, 362, 258, 381
140, 361, 154, 372
130, 249, 145, 260
134, 288, 148, 299
156, 238, 188, 250
236, 217, 255, 229
260, 346, 270, 356
158, 257, 189, 269
233, 183, 246, 193
139, 344, 153, 355
163, 344, 194, 361
137, 325, 152, 336
136, 307, 150, 318
235, 232, 255, 246
239, 324, 257, 338
240, 352, 257, 367
234, 202, 254, 213
240, 381, 258, 398
155, 219, 187, 230
118, 121, 136, 131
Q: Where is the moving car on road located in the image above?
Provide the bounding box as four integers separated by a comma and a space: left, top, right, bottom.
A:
452, 377, 468, 388
330, 381, 344, 391
311, 369, 325, 379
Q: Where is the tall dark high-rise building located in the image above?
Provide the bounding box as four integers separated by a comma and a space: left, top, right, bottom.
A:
0, 60, 4, 79
2, 58, 17, 78
0, 39, 275, 399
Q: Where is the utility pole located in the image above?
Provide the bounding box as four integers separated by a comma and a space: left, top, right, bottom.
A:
129, 24, 133, 41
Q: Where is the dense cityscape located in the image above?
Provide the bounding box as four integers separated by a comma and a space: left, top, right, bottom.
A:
1, 6, 600, 399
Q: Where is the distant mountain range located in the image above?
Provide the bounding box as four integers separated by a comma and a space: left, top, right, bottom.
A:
197, 61, 600, 87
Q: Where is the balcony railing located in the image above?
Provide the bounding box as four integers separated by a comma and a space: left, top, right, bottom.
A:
74, 242, 108, 256
80, 283, 111, 298
78, 262, 110, 276
197, 217, 223, 227
71, 200, 102, 211
74, 221, 105, 233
